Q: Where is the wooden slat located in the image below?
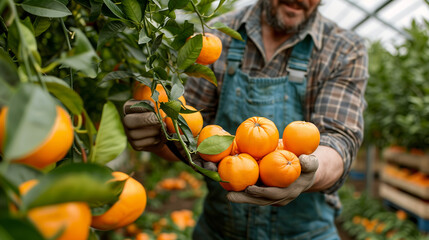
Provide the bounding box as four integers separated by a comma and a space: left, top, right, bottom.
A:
383, 149, 429, 174
379, 183, 429, 219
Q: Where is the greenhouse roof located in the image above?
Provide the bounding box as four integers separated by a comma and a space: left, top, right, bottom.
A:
235, 0, 429, 51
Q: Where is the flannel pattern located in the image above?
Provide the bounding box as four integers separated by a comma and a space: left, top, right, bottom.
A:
184, 2, 368, 207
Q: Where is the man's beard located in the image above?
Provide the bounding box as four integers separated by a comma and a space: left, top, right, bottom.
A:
261, 0, 319, 34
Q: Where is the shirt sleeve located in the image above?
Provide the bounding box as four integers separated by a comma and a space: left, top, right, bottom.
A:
311, 36, 369, 194
184, 76, 219, 126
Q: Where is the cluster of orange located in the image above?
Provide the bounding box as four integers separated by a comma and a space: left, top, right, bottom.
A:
352, 210, 406, 237
384, 164, 429, 186
156, 171, 203, 198
150, 209, 196, 239
17, 171, 147, 240
197, 117, 320, 191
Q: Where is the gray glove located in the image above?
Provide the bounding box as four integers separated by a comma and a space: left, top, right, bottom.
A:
226, 154, 319, 206
123, 99, 166, 152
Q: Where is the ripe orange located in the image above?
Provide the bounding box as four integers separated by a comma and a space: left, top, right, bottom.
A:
192, 33, 222, 65
157, 233, 178, 240
91, 171, 147, 231
218, 153, 259, 191
197, 125, 233, 163
136, 232, 150, 240
0, 106, 74, 169
235, 117, 279, 159
282, 121, 320, 156
19, 180, 91, 240
165, 105, 203, 137
170, 209, 195, 230
259, 150, 301, 188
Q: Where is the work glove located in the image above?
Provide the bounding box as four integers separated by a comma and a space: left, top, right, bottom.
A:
226, 154, 319, 206
123, 99, 166, 152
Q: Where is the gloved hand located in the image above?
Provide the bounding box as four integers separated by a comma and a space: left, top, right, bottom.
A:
123, 99, 166, 152
226, 154, 319, 206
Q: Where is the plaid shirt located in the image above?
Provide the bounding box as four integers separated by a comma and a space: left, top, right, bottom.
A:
185, 2, 368, 205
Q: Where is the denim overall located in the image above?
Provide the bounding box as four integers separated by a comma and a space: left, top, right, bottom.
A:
192, 29, 340, 240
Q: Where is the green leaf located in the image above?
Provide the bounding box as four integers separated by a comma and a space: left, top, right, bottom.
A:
184, 64, 217, 86
177, 34, 202, 70
60, 28, 99, 78
44, 77, 84, 115
160, 100, 182, 120
21, 163, 124, 210
151, 33, 164, 53
0, 218, 45, 240
138, 29, 151, 44
0, 50, 19, 106
122, 0, 142, 23
21, 0, 72, 18
153, 66, 168, 80
33, 17, 51, 37
168, 0, 189, 10
103, 0, 126, 19
4, 164, 42, 187
170, 81, 184, 100
89, 0, 103, 21
197, 135, 234, 154
97, 21, 126, 49
89, 101, 127, 165
3, 84, 57, 162
130, 101, 155, 112
171, 20, 194, 50
210, 22, 243, 41
99, 71, 135, 85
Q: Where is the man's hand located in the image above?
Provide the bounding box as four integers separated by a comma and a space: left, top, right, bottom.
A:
123, 99, 166, 152
226, 154, 319, 206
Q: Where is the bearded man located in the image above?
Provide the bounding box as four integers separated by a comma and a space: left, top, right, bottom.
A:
123, 0, 368, 239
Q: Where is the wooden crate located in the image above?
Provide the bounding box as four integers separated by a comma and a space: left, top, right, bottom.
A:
379, 183, 429, 219
380, 170, 429, 199
383, 148, 429, 174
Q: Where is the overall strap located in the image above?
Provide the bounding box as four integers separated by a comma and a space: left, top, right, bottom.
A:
286, 35, 314, 83
227, 26, 247, 64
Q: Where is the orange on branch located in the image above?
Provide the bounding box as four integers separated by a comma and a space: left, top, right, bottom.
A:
165, 105, 203, 137
91, 171, 147, 231
282, 121, 320, 156
218, 153, 259, 191
19, 180, 91, 240
191, 33, 222, 65
0, 106, 74, 169
197, 125, 233, 163
235, 117, 279, 159
259, 150, 301, 188
133, 83, 186, 109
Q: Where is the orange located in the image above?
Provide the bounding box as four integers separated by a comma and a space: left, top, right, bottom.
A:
259, 150, 301, 188
190, 33, 222, 65
282, 121, 320, 157
197, 125, 233, 162
91, 171, 147, 231
235, 117, 279, 159
218, 153, 259, 191
0, 106, 74, 169
19, 180, 91, 240
170, 209, 195, 230
165, 105, 203, 137
157, 233, 178, 240
136, 232, 150, 240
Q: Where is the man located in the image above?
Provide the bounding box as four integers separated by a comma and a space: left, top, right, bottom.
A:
123, 0, 368, 239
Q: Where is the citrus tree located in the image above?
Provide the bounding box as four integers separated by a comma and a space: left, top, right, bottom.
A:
0, 0, 240, 239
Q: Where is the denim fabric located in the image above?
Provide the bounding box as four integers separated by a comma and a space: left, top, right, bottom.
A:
193, 28, 340, 240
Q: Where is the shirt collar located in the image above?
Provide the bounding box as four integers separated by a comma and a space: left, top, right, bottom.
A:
238, 2, 323, 51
